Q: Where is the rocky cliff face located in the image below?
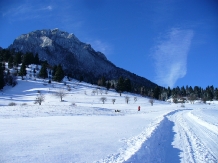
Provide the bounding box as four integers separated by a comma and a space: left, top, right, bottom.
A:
9, 28, 157, 88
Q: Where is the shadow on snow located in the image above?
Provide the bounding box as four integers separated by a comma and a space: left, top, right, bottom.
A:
125, 116, 182, 163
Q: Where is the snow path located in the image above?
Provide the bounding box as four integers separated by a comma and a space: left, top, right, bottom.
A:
96, 110, 182, 163
168, 109, 218, 163
188, 111, 218, 135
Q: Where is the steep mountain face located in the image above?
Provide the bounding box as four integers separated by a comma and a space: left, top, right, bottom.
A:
9, 28, 157, 88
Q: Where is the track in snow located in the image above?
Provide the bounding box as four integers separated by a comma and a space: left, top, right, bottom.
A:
125, 114, 181, 163
98, 109, 218, 163
168, 109, 218, 163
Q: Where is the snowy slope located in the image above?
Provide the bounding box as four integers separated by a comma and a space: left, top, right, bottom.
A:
0, 79, 218, 163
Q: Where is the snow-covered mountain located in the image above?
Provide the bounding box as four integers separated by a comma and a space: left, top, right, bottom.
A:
8, 28, 157, 88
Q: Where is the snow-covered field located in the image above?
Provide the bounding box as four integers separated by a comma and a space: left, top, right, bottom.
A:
0, 78, 217, 163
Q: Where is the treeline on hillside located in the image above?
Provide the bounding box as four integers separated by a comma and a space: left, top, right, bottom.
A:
0, 49, 153, 94
0, 49, 217, 102
0, 49, 65, 89
157, 86, 218, 102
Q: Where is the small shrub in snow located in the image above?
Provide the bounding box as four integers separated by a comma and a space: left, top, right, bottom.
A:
34, 93, 45, 105
99, 89, 103, 95
21, 103, 27, 106
134, 97, 137, 103
8, 102, 16, 106
112, 99, 116, 104
125, 96, 130, 104
92, 90, 97, 95
54, 89, 67, 101
181, 103, 185, 107
100, 97, 107, 104
149, 99, 154, 106
71, 103, 77, 106
67, 85, 71, 91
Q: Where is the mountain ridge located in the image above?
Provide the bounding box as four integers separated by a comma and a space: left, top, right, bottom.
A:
8, 28, 157, 89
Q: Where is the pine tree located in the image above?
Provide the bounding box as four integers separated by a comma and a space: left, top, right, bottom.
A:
34, 53, 40, 64
124, 78, 131, 92
54, 64, 64, 82
19, 64, 26, 80
2, 49, 11, 62
79, 75, 83, 82
206, 88, 213, 101
14, 52, 22, 66
141, 86, 145, 96
8, 56, 14, 69
167, 86, 171, 97
116, 76, 125, 96
214, 88, 218, 100
0, 63, 5, 90
153, 86, 161, 100
180, 86, 186, 97
39, 63, 48, 79
22, 52, 34, 65
97, 76, 106, 86
106, 81, 111, 90
52, 65, 57, 76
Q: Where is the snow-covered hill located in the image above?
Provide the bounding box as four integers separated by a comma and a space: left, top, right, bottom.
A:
0, 79, 218, 163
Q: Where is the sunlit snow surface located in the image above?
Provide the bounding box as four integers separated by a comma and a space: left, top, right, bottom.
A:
0, 78, 217, 163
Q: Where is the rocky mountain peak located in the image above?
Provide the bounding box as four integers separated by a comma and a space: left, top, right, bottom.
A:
8, 29, 157, 88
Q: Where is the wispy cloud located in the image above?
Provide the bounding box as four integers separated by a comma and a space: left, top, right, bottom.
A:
152, 28, 194, 88
2, 3, 53, 20
89, 40, 112, 56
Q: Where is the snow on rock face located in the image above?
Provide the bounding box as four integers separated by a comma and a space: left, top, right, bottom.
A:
40, 36, 53, 47
9, 29, 112, 76
8, 29, 157, 88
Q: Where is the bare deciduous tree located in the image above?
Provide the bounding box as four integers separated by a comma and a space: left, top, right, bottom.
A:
100, 97, 107, 104
34, 93, 45, 105
149, 99, 154, 106
125, 96, 130, 104
54, 89, 67, 101
96, 88, 99, 95
66, 85, 71, 91
92, 90, 96, 95
99, 89, 103, 95
188, 93, 196, 104
112, 99, 116, 104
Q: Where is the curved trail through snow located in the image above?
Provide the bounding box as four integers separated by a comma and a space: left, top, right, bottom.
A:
97, 108, 218, 163
168, 109, 217, 163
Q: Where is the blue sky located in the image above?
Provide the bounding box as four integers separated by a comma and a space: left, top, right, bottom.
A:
0, 0, 217, 88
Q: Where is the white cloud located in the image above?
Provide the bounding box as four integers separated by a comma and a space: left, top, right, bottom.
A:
46, 6, 53, 11
152, 28, 194, 88
90, 40, 112, 56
